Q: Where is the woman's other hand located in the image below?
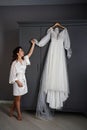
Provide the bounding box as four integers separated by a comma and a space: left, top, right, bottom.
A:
15, 80, 23, 87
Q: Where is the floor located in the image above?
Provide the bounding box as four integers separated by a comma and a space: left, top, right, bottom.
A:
0, 103, 87, 130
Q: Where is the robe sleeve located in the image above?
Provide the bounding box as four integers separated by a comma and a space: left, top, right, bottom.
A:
63, 28, 72, 59
9, 62, 18, 84
35, 27, 53, 47
24, 55, 31, 65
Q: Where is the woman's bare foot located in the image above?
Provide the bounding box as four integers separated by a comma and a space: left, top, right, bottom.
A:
17, 115, 22, 121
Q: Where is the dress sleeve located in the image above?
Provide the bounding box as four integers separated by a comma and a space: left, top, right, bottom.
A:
35, 27, 53, 47
9, 62, 18, 84
24, 55, 31, 65
63, 28, 72, 59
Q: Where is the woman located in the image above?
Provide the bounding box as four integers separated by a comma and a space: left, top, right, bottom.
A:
9, 39, 35, 120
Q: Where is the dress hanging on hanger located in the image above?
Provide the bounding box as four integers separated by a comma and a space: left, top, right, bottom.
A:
34, 23, 72, 119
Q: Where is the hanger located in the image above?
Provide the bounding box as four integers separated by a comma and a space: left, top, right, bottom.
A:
51, 22, 65, 29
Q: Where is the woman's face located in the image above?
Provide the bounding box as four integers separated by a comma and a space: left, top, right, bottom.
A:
17, 48, 24, 58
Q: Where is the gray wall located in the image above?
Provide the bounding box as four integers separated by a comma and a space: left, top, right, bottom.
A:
0, 27, 18, 100
0, 0, 87, 5
0, 4, 87, 100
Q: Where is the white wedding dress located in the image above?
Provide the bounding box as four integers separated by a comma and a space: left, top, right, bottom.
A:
35, 27, 72, 119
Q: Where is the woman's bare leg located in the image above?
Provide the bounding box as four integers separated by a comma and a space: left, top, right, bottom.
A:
10, 98, 16, 117
15, 96, 22, 120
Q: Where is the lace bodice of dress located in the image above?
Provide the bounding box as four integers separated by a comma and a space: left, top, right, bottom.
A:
48, 27, 65, 40
50, 27, 60, 39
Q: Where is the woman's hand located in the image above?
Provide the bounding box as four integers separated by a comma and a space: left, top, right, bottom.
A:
31, 39, 36, 45
15, 80, 23, 87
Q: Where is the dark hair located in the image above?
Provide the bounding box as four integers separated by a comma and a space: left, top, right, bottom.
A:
11, 46, 23, 62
